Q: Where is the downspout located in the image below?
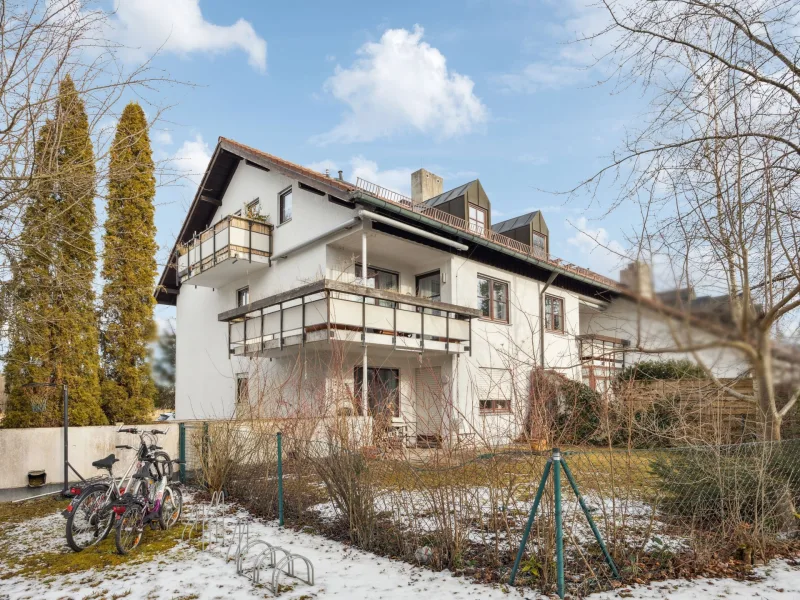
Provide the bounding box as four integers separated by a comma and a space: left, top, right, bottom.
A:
362, 230, 368, 417
540, 272, 558, 369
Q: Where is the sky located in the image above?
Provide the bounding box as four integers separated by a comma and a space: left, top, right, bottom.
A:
104, 0, 648, 327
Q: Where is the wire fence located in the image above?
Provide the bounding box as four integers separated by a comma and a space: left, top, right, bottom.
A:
178, 421, 800, 598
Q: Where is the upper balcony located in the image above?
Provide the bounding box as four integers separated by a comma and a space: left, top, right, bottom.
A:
219, 279, 481, 357
177, 215, 273, 288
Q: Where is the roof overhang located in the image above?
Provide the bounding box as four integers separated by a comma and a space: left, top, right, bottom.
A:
154, 138, 355, 305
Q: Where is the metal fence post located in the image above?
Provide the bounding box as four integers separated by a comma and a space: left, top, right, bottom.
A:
277, 431, 284, 527
179, 423, 186, 483
553, 448, 565, 599
509, 457, 552, 586
561, 455, 620, 579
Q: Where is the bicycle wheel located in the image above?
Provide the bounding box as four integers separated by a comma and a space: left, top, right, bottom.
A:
159, 486, 183, 530
115, 505, 144, 555
65, 483, 114, 552
149, 451, 173, 481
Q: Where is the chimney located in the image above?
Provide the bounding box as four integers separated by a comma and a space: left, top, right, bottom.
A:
620, 261, 654, 300
411, 168, 443, 204
337, 170, 343, 181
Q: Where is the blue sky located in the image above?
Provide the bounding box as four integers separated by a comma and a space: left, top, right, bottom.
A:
112, 1, 646, 325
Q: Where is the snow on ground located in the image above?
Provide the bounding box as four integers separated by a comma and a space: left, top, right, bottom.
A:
1, 496, 798, 600
588, 560, 800, 599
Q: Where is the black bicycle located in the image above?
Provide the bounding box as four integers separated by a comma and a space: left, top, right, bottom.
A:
64, 427, 173, 552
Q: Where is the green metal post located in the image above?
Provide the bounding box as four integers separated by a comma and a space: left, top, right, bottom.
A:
553, 449, 565, 599
509, 458, 552, 585
277, 431, 284, 527
179, 423, 186, 483
561, 456, 620, 579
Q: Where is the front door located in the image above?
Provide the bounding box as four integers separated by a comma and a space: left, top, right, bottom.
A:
415, 367, 443, 440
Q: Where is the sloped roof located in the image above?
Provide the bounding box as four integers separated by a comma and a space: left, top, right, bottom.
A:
423, 181, 474, 208
492, 211, 540, 234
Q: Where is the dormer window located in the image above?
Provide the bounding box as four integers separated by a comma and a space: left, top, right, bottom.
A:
468, 204, 486, 235
532, 231, 547, 255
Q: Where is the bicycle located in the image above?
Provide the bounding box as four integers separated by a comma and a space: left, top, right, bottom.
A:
114, 459, 184, 554
64, 427, 173, 552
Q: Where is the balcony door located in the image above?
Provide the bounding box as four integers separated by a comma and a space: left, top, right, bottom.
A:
354, 367, 400, 420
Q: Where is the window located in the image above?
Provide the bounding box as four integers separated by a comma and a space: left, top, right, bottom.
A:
545, 295, 564, 332
416, 271, 441, 302
477, 275, 509, 323
478, 368, 512, 412
532, 231, 547, 255
355, 263, 398, 307
468, 204, 487, 235
279, 187, 292, 224
354, 367, 400, 417
236, 374, 249, 404
236, 286, 250, 307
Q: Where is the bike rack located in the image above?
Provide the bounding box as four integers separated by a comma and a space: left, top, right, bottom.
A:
179, 494, 316, 596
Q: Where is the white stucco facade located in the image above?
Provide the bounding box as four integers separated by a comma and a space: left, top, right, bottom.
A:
163, 142, 754, 446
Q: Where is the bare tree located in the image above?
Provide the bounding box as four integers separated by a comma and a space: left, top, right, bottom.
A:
577, 0, 800, 440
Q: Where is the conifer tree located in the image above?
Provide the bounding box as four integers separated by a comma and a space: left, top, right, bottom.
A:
100, 102, 157, 423
3, 76, 106, 427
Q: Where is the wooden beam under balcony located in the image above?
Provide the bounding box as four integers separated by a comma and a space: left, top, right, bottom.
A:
217, 278, 482, 322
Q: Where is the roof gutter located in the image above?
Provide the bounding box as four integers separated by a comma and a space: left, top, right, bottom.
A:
357, 209, 469, 252
350, 190, 620, 294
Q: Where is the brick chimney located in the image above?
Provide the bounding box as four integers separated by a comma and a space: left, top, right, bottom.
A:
411, 168, 443, 204
620, 261, 654, 300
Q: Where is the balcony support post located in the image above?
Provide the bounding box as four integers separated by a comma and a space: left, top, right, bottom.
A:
361, 231, 368, 417
279, 301, 283, 350
392, 303, 397, 348
446, 312, 449, 353
212, 222, 216, 266
248, 219, 252, 263
420, 309, 424, 352
260, 308, 264, 352
301, 296, 306, 345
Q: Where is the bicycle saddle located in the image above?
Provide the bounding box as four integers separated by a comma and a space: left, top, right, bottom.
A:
91, 454, 119, 469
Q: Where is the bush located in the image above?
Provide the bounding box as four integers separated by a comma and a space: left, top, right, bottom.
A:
618, 360, 706, 382
556, 379, 604, 445
651, 440, 800, 535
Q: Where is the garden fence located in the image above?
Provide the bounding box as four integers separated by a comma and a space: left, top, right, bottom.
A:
178, 421, 800, 598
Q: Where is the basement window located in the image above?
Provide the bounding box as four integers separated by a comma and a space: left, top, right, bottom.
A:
478, 367, 512, 413
236, 374, 249, 404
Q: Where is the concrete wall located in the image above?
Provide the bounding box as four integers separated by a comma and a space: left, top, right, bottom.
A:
0, 424, 179, 490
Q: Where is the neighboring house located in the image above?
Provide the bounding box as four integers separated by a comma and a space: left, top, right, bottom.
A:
155, 138, 762, 445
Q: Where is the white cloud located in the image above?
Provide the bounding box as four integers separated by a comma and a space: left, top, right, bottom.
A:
308, 157, 414, 196
314, 25, 487, 144
172, 134, 211, 185
107, 0, 267, 72
495, 1, 614, 93
567, 217, 628, 277
152, 129, 173, 146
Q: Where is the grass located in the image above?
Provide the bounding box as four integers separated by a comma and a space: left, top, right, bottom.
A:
0, 495, 196, 581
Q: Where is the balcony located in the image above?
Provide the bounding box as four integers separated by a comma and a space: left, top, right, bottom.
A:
177, 215, 272, 288
219, 279, 480, 356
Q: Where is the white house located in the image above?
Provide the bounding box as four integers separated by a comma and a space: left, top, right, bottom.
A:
156, 138, 755, 445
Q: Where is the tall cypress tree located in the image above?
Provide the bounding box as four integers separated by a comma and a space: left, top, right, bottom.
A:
100, 102, 157, 423
3, 76, 106, 427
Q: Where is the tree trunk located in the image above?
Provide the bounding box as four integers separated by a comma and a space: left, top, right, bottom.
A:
756, 333, 781, 442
